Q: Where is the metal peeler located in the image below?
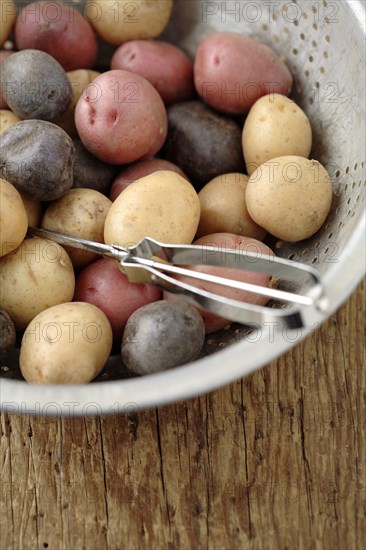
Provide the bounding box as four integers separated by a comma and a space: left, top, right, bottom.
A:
28, 228, 329, 330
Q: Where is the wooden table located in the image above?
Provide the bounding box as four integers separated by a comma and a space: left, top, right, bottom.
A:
1, 280, 365, 550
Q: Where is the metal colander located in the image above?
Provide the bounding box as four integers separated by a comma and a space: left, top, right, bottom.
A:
1, 0, 365, 415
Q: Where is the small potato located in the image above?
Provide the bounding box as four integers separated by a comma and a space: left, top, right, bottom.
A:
87, 0, 173, 46
19, 302, 113, 384
243, 94, 312, 175
74, 257, 162, 344
0, 178, 28, 257
0, 307, 16, 353
111, 40, 194, 105
109, 158, 188, 201
19, 193, 43, 228
122, 301, 205, 375
0, 1, 16, 47
54, 69, 100, 138
1, 49, 72, 121
75, 70, 168, 164
0, 109, 21, 134
194, 32, 292, 114
104, 170, 200, 247
197, 173, 267, 241
0, 120, 75, 201
15, 2, 98, 71
0, 238, 75, 329
164, 233, 275, 334
42, 188, 112, 270
246, 156, 333, 241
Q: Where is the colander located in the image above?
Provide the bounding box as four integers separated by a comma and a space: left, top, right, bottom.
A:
1, 0, 365, 416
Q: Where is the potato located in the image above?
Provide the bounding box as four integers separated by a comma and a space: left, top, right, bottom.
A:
0, 237, 75, 329
164, 233, 275, 334
75, 70, 168, 164
197, 173, 267, 241
1, 49, 72, 121
72, 139, 117, 194
0, 120, 75, 201
104, 170, 200, 247
0, 109, 21, 134
111, 40, 194, 105
109, 158, 188, 201
0, 178, 28, 257
86, 0, 173, 46
19, 193, 43, 228
194, 32, 293, 114
161, 100, 245, 189
243, 94, 312, 175
122, 301, 205, 375
74, 257, 162, 344
246, 156, 333, 241
54, 69, 101, 138
19, 302, 112, 384
0, 50, 14, 109
0, 1, 16, 47
41, 188, 112, 270
0, 307, 16, 353
15, 1, 98, 71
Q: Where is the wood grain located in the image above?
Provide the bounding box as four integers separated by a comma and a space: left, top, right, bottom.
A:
1, 279, 365, 550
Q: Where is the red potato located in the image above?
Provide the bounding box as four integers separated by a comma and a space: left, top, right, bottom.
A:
14, 1, 98, 71
111, 40, 194, 105
74, 257, 162, 344
194, 32, 293, 114
164, 233, 275, 334
109, 158, 188, 201
75, 70, 168, 164
0, 51, 14, 109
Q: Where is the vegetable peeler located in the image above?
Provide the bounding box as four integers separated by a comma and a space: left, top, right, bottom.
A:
28, 228, 329, 331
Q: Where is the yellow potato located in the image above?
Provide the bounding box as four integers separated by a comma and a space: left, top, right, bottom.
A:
41, 188, 112, 270
0, 1, 16, 47
19, 302, 113, 384
245, 156, 333, 242
0, 237, 75, 328
54, 69, 100, 137
19, 192, 43, 228
0, 178, 28, 257
104, 170, 201, 247
242, 94, 312, 175
197, 173, 267, 241
0, 109, 21, 134
86, 0, 173, 45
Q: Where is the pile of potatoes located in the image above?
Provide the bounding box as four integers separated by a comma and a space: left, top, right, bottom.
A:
0, 1, 333, 384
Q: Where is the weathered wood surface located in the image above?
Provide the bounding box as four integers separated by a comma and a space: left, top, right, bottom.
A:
1, 280, 365, 550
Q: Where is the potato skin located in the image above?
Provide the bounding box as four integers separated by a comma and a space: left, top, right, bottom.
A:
0, 238, 75, 329
246, 156, 333, 242
243, 94, 312, 175
0, 1, 16, 47
75, 70, 168, 164
0, 178, 28, 257
1, 49, 72, 121
19, 193, 43, 228
0, 109, 21, 134
164, 233, 274, 334
121, 301, 205, 375
0, 307, 16, 353
194, 32, 293, 114
0, 120, 75, 201
41, 188, 112, 270
104, 170, 200, 247
111, 40, 194, 105
74, 257, 162, 344
109, 158, 188, 201
87, 0, 173, 46
0, 51, 14, 109
19, 302, 113, 384
15, 1, 98, 71
197, 173, 267, 241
